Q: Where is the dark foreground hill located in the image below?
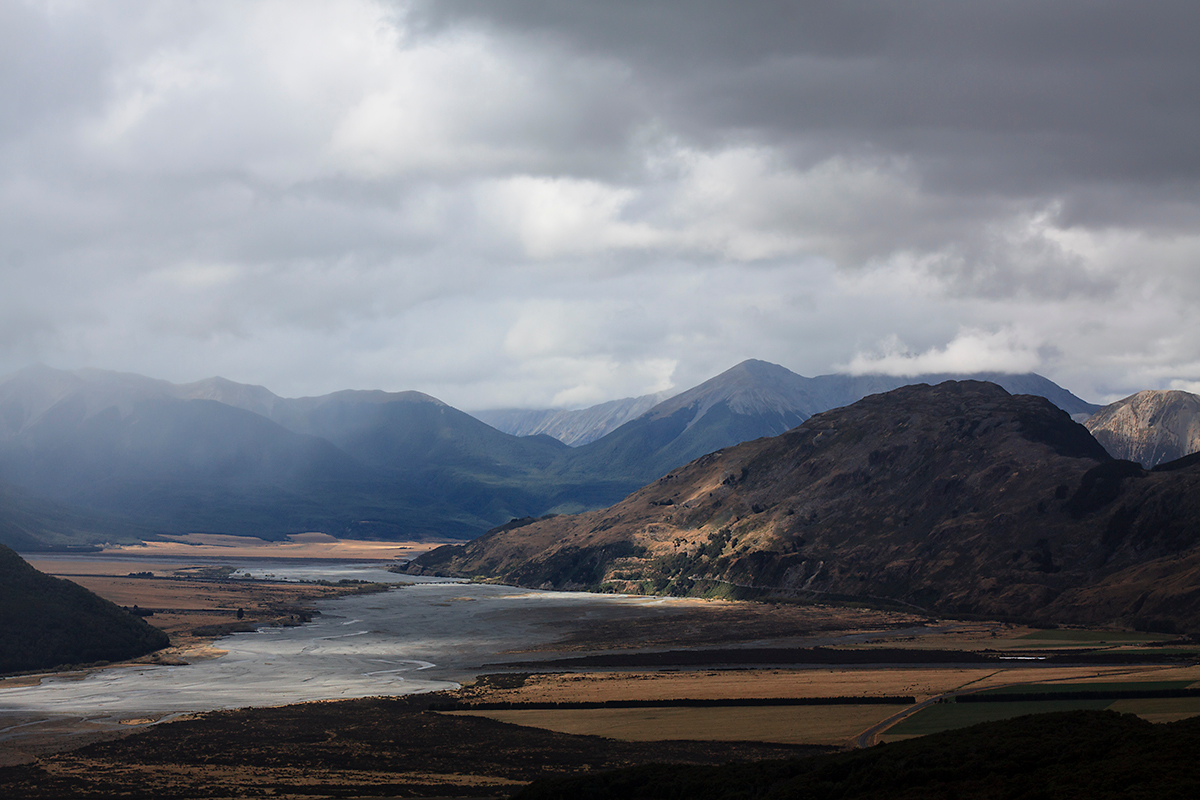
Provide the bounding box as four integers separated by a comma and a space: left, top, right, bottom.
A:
515, 710, 1200, 800
0, 545, 168, 673
409, 381, 1200, 630
1, 700, 1193, 798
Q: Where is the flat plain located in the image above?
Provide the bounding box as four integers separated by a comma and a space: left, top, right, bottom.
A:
4, 541, 1199, 797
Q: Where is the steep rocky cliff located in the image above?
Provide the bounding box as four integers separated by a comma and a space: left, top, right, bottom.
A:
1085, 389, 1200, 467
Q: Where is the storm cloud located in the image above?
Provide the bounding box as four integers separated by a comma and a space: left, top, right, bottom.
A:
2, 0, 1198, 406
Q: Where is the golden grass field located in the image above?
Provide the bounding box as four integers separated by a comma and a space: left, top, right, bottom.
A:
451, 705, 906, 746
459, 664, 1200, 705
100, 531, 443, 561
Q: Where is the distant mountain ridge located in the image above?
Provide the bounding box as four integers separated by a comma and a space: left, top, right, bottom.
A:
474, 360, 1098, 448
470, 391, 672, 446
539, 361, 1100, 498
0, 362, 1100, 547
0, 367, 571, 542
410, 381, 1200, 631
1085, 389, 1200, 467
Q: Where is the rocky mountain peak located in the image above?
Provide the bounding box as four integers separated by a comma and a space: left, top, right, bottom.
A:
1085, 389, 1200, 467
648, 359, 819, 424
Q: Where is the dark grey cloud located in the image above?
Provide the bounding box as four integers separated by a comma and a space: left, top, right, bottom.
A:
0, 1, 1198, 408
410, 1, 1200, 212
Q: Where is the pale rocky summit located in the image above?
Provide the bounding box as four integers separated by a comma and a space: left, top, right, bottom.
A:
1085, 390, 1200, 467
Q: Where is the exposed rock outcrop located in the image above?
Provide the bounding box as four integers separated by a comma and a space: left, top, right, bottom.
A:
1085, 389, 1200, 467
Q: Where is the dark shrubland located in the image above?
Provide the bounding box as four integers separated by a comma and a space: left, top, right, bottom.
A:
0, 545, 169, 674
516, 710, 1200, 800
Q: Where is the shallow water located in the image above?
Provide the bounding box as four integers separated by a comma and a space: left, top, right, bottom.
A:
0, 570, 686, 729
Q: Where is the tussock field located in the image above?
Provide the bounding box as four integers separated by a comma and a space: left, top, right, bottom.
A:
458, 665, 1200, 706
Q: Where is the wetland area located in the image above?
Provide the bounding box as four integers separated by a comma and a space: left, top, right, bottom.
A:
3, 537, 1198, 798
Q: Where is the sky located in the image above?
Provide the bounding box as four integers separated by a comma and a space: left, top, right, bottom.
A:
2, 1, 1199, 409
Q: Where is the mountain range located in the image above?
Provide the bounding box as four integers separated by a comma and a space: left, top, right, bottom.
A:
409, 381, 1200, 631
0, 366, 581, 544
473, 361, 1100, 447
0, 359, 1169, 553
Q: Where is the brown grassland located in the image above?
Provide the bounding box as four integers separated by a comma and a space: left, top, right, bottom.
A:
24, 559, 386, 653
102, 531, 441, 561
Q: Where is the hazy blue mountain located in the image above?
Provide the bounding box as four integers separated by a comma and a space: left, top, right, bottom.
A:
0, 367, 576, 541
0, 375, 372, 537
175, 375, 290, 420
0, 365, 179, 439
471, 391, 673, 446
266, 390, 568, 470
169, 375, 572, 473
551, 360, 817, 489
0, 480, 151, 552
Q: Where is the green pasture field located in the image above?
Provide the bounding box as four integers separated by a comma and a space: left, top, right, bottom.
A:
1014, 630, 1167, 645
886, 679, 1200, 738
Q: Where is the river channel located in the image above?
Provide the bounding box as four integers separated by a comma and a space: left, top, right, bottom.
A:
0, 561, 703, 734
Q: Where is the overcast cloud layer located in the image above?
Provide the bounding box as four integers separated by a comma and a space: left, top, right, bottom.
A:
2, 0, 1199, 407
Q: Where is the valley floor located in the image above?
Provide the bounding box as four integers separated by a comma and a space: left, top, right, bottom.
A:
3, 546, 1198, 797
